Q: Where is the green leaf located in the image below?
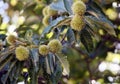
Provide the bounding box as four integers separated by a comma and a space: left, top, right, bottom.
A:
51, 61, 62, 84
9, 62, 23, 84
88, 1, 104, 15
56, 53, 70, 76
0, 54, 9, 64
0, 55, 13, 71
80, 28, 94, 53
63, 0, 73, 14
67, 28, 75, 44
2, 60, 17, 84
30, 49, 39, 72
50, 0, 66, 12
0, 47, 15, 58
54, 61, 62, 82
41, 57, 51, 83
99, 17, 116, 36
90, 41, 108, 58
29, 70, 38, 84
48, 53, 55, 74
13, 68, 22, 83
85, 23, 101, 41
45, 56, 52, 75
42, 16, 69, 36
29, 49, 39, 84
85, 16, 116, 36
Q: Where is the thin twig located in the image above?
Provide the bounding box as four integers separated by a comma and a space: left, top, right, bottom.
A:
61, 33, 67, 43
0, 46, 16, 58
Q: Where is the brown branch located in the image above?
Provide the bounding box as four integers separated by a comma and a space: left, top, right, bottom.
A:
61, 33, 67, 44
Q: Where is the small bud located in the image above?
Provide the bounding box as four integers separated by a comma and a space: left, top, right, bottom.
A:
25, 29, 33, 37
47, 6, 57, 16
42, 6, 49, 16
71, 1, 86, 15
42, 15, 50, 26
15, 46, 29, 61
48, 39, 62, 53
70, 14, 85, 31
6, 35, 17, 45
39, 45, 49, 56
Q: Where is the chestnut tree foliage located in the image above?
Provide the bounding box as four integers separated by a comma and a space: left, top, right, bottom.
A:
0, 0, 120, 84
